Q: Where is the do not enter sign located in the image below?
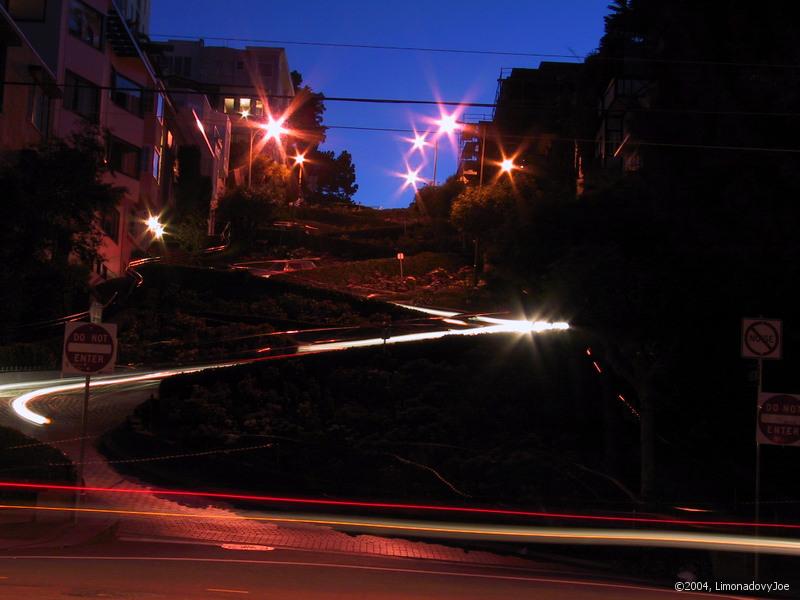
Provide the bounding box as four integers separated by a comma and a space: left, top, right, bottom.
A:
742, 318, 782, 360
758, 393, 800, 446
62, 322, 117, 375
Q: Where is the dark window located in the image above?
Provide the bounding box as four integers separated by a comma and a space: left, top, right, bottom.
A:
64, 70, 99, 122
101, 208, 120, 243
6, 0, 47, 21
108, 136, 141, 179
155, 93, 164, 123
0, 44, 6, 112
30, 85, 50, 132
68, 0, 103, 50
172, 56, 192, 77
111, 70, 143, 116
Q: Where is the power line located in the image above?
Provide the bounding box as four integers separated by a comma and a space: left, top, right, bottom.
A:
150, 33, 585, 61
7, 79, 800, 118
149, 33, 800, 70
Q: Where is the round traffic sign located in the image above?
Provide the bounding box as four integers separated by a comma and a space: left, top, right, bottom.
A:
744, 321, 780, 357
759, 394, 800, 445
63, 323, 115, 373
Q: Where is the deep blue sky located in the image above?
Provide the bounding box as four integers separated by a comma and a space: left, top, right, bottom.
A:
151, 1, 609, 207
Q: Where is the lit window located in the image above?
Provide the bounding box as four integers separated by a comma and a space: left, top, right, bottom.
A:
111, 70, 143, 116
166, 130, 173, 148
64, 70, 99, 123
239, 98, 251, 114
253, 99, 264, 116
68, 0, 103, 50
152, 147, 161, 182
223, 97, 235, 114
156, 93, 165, 123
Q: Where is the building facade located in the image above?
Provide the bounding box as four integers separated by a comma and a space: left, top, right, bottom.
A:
1, 1, 235, 279
150, 39, 294, 178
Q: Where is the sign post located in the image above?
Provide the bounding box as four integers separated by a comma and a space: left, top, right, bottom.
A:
397, 252, 405, 279
62, 318, 117, 519
742, 317, 783, 580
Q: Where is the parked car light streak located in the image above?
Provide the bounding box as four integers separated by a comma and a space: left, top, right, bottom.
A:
0, 502, 799, 556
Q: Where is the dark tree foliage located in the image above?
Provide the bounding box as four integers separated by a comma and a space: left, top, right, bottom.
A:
306, 149, 359, 204
0, 128, 123, 330
412, 175, 465, 220
215, 186, 276, 245
553, 0, 800, 498
172, 145, 213, 250
288, 70, 327, 151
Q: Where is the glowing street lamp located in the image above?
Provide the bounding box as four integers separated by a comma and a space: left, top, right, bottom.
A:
145, 214, 165, 239
404, 168, 423, 189
431, 111, 461, 186
248, 113, 289, 189
411, 132, 428, 152
263, 114, 288, 141
500, 158, 516, 174
292, 151, 306, 214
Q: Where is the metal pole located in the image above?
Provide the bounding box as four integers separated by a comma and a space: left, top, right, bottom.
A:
248, 129, 254, 189
432, 139, 439, 186
399, 258, 404, 279
74, 374, 90, 522
479, 123, 487, 188
755, 357, 763, 580
472, 239, 479, 287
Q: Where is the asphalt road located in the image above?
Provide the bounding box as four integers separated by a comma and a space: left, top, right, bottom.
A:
0, 540, 732, 599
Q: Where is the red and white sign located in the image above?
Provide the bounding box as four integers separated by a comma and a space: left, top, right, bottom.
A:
62, 322, 117, 375
757, 393, 800, 446
742, 318, 782, 360
397, 252, 405, 260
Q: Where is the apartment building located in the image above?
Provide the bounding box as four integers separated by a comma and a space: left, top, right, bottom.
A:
0, 2, 59, 149
1, 1, 233, 279
150, 39, 294, 173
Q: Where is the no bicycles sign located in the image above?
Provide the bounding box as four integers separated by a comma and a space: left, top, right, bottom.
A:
742, 318, 782, 360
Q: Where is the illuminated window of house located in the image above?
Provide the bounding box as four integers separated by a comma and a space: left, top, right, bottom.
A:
239, 98, 251, 114
223, 97, 235, 114
253, 99, 264, 116
156, 93, 165, 123
166, 130, 173, 148
152, 146, 161, 182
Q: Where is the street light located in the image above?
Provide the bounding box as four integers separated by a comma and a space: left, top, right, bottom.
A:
145, 214, 165, 239
247, 113, 288, 189
432, 112, 461, 186
500, 158, 516, 174
411, 132, 428, 152
292, 151, 306, 217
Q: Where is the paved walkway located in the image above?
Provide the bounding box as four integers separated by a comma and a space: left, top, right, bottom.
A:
2, 386, 532, 567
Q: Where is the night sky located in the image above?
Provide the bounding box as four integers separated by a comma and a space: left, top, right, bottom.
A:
150, 1, 609, 207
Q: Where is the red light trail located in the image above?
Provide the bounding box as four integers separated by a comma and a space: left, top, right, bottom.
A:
0, 481, 796, 531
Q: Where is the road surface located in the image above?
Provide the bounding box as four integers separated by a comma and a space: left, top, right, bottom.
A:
0, 540, 742, 599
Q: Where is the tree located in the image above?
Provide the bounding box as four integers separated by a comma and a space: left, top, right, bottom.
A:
172, 145, 213, 251
215, 186, 275, 247
249, 155, 291, 204
288, 70, 327, 151
306, 149, 358, 204
0, 127, 123, 330
412, 175, 464, 220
